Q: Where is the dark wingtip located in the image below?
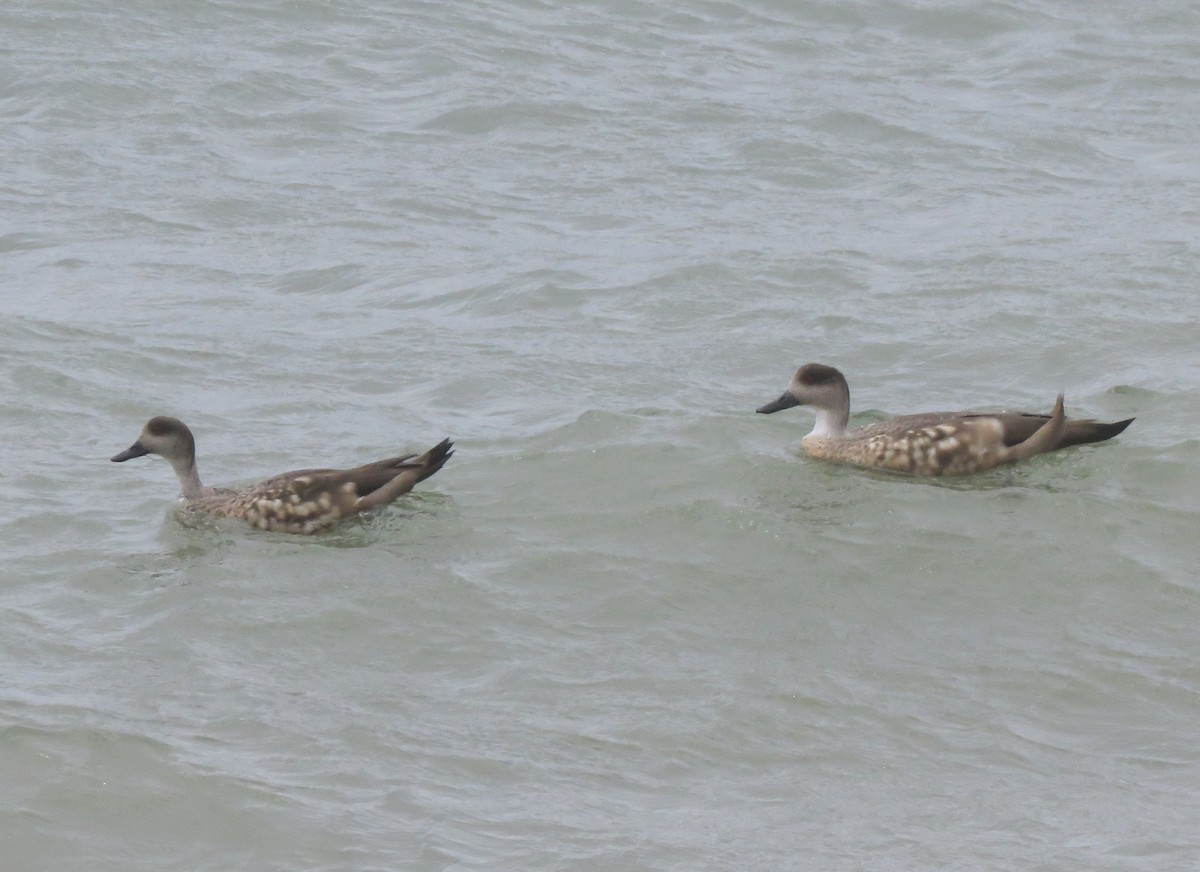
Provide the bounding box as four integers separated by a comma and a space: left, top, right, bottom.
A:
1058, 415, 1135, 448
1106, 417, 1135, 438
416, 438, 454, 483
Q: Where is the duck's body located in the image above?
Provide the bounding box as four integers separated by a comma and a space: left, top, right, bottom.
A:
757, 364, 1133, 477
113, 416, 453, 533
795, 408, 1064, 476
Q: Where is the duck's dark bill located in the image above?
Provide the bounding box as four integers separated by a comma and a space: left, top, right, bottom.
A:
111, 442, 149, 462
756, 393, 800, 414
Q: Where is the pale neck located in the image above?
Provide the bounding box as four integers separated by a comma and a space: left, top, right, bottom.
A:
170, 457, 211, 499
807, 380, 851, 438
808, 405, 850, 439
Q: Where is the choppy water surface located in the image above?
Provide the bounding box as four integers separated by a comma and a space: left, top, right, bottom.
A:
3, 1, 1199, 869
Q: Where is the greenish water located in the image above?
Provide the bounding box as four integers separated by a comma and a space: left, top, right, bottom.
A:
2, 1, 1198, 870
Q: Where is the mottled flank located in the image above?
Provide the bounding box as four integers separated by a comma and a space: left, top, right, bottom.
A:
804, 412, 1057, 475
113, 416, 454, 533
758, 364, 1133, 477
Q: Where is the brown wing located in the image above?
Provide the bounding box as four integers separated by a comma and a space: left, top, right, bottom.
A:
251, 455, 420, 500
961, 412, 1134, 448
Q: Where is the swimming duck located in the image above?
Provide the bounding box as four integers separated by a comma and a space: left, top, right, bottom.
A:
756, 363, 1133, 476
112, 416, 454, 533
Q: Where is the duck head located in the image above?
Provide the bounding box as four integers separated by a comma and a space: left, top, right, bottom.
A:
757, 364, 851, 435
112, 416, 197, 466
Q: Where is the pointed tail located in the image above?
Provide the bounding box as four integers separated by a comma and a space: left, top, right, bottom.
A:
415, 438, 454, 483
1059, 416, 1134, 447
353, 438, 454, 512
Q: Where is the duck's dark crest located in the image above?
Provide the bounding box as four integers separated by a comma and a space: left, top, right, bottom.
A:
797, 364, 843, 386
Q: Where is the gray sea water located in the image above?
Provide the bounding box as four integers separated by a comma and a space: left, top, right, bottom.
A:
3, 1, 1199, 869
